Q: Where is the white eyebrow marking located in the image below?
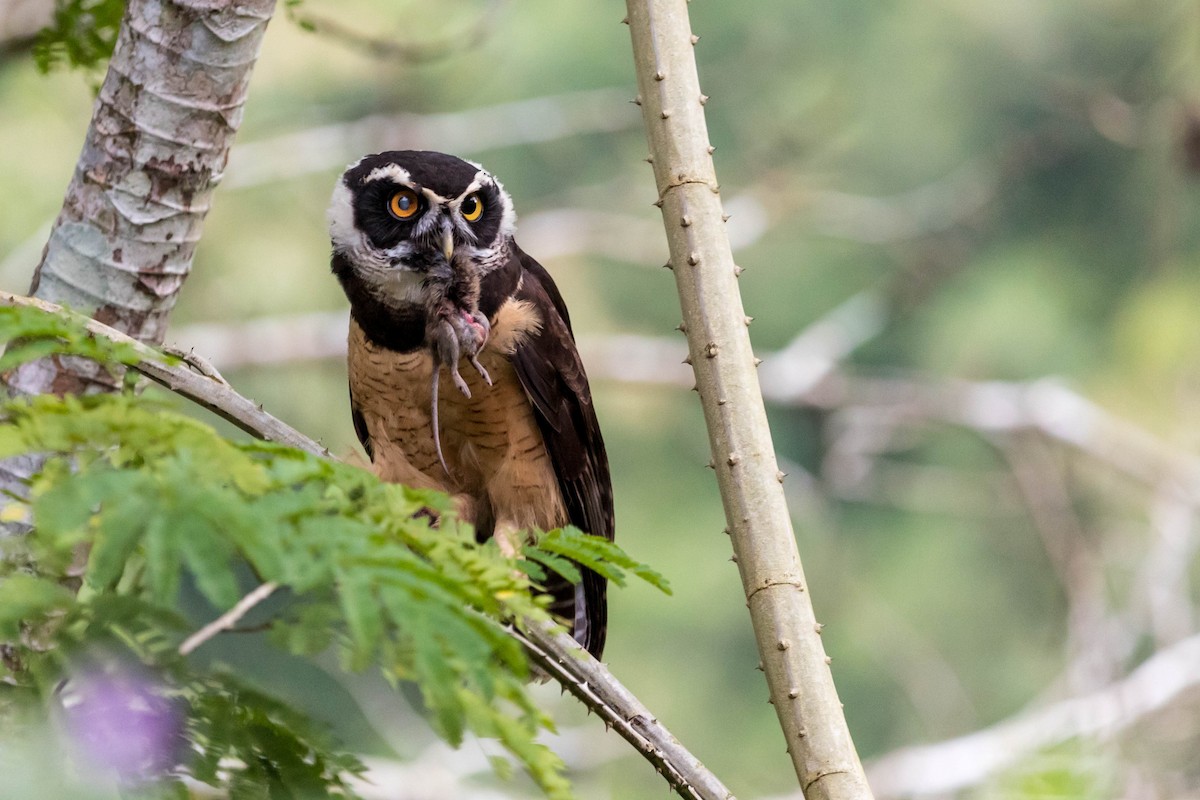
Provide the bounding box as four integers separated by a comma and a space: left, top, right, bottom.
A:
451, 171, 491, 206
364, 164, 412, 184
421, 187, 451, 205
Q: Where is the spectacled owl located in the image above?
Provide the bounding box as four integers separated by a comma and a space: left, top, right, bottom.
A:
328, 150, 613, 659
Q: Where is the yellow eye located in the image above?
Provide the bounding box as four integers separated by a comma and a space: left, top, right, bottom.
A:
461, 193, 484, 222
388, 189, 420, 220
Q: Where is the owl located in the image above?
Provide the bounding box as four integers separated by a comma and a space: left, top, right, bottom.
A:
328, 151, 612, 658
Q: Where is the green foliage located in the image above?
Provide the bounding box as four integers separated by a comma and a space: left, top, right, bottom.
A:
0, 305, 667, 798
32, 0, 125, 77
0, 303, 145, 374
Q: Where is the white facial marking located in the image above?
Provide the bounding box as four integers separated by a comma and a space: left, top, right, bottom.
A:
364, 164, 412, 185
327, 182, 360, 253
421, 186, 450, 205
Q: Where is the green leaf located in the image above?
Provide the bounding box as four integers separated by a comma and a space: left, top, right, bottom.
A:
336, 567, 384, 669
0, 574, 74, 639
521, 546, 582, 585
84, 481, 153, 590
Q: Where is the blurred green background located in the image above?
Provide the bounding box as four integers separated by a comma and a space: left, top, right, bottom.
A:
5, 0, 1200, 797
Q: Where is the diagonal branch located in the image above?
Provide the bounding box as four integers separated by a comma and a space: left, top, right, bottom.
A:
0, 291, 331, 457
0, 291, 734, 800
178, 581, 279, 657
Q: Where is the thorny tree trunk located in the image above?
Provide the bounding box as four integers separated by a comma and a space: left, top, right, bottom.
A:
0, 0, 277, 523
8, 0, 276, 397
624, 2, 874, 798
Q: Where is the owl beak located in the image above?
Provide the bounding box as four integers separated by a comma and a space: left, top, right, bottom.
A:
441, 229, 454, 262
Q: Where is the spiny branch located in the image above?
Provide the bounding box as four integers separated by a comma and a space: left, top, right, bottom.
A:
0, 290, 734, 800
624, 2, 872, 796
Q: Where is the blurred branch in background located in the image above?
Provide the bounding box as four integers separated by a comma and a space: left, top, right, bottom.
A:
284, 0, 507, 64
0, 0, 49, 60
860, 631, 1200, 800
223, 88, 640, 189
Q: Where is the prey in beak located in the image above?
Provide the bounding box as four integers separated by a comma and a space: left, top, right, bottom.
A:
425, 221, 492, 476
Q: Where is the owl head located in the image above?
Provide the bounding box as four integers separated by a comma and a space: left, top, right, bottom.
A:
328, 150, 517, 312
329, 150, 519, 394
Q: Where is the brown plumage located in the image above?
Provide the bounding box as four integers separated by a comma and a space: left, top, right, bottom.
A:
330, 151, 612, 658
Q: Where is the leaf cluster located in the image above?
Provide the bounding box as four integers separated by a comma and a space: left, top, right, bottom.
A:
0, 304, 669, 798
32, 0, 124, 77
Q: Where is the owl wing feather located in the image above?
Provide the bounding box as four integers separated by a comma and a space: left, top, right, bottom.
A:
508, 245, 613, 659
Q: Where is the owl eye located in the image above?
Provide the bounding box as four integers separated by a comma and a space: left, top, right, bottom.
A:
460, 193, 484, 222
388, 189, 420, 220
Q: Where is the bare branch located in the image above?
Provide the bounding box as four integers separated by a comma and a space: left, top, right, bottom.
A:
178, 581, 278, 656
517, 621, 734, 800
0, 291, 333, 458
624, 2, 872, 798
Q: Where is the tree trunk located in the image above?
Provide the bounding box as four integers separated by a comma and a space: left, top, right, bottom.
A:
7, 0, 276, 397
623, 2, 874, 798
1, 0, 276, 532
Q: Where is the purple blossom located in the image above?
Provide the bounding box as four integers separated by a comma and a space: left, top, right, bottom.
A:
61, 668, 186, 780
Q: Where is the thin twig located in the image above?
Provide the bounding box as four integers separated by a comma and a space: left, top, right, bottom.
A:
287, 0, 506, 64
179, 582, 279, 656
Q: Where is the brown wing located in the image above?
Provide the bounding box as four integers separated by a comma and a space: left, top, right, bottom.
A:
509, 245, 614, 659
